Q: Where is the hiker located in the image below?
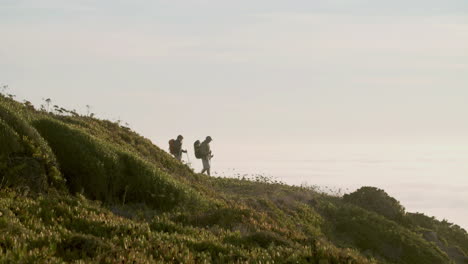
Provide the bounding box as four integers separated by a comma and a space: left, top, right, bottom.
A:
199, 136, 213, 176
168, 135, 187, 161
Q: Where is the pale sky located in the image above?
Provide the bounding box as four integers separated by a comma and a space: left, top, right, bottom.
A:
1, 0, 468, 148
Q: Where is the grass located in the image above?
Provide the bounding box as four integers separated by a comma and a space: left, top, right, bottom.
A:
32, 117, 202, 210
1, 93, 467, 263
0, 101, 64, 192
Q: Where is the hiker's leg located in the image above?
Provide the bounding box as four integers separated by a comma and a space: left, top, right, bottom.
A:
202, 158, 209, 174
206, 158, 211, 176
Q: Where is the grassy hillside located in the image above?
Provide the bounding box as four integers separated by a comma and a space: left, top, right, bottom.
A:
1, 94, 467, 264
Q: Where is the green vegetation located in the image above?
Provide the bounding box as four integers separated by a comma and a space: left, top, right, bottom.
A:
32, 117, 201, 210
1, 93, 467, 263
0, 101, 64, 192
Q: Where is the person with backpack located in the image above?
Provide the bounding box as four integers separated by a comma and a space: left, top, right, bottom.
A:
168, 135, 187, 161
198, 136, 213, 176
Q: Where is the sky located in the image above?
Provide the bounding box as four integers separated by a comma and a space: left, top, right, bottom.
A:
2, 0, 468, 147
1, 1, 468, 224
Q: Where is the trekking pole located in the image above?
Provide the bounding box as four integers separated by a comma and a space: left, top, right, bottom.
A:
185, 152, 191, 167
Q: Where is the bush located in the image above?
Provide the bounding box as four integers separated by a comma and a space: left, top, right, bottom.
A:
57, 234, 113, 261
226, 230, 292, 248
343, 186, 405, 222
54, 115, 196, 183
0, 105, 64, 192
319, 201, 450, 264
33, 118, 198, 210
186, 207, 253, 229
0, 119, 23, 156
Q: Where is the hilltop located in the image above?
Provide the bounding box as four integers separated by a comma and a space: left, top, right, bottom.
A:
0, 93, 467, 264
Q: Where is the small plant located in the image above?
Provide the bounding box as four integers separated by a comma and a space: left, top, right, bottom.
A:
0, 84, 8, 94
53, 105, 62, 114
0, 176, 8, 191
86, 105, 92, 116
70, 109, 79, 117
42, 98, 52, 112
23, 100, 35, 111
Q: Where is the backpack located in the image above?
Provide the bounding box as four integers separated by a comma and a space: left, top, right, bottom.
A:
194, 140, 202, 159
169, 139, 177, 155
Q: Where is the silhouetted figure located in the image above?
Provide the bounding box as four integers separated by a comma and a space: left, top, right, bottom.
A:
199, 136, 213, 176
169, 135, 187, 161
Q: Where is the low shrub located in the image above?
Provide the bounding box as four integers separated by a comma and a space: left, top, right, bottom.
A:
343, 186, 405, 222
0, 105, 64, 192
33, 118, 198, 210
57, 233, 113, 261
319, 201, 450, 264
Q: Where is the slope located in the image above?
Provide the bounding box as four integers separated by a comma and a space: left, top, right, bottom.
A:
1, 94, 467, 264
